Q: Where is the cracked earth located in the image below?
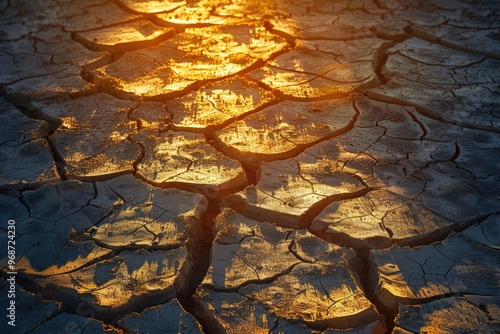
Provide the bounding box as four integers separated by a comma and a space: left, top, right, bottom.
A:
0, 0, 499, 333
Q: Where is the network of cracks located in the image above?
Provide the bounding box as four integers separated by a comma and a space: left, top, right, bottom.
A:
0, 0, 499, 333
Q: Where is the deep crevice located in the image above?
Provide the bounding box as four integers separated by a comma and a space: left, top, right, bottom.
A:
406, 109, 428, 140
371, 40, 400, 87
131, 140, 146, 176
352, 248, 395, 333
263, 21, 296, 47
18, 193, 32, 217
177, 201, 223, 334
45, 135, 68, 181
242, 165, 258, 186
299, 185, 372, 229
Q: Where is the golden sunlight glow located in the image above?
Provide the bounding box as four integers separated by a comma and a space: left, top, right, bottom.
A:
83, 0, 361, 108
11, 1, 479, 333
119, 0, 186, 14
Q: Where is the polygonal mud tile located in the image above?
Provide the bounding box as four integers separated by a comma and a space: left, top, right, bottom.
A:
417, 164, 500, 229
203, 209, 300, 290
0, 19, 95, 94
118, 298, 203, 333
213, 0, 294, 21
0, 139, 59, 189
82, 51, 197, 100
428, 0, 499, 28
4, 65, 95, 101
0, 138, 60, 189
48, 94, 141, 180
214, 98, 356, 168
197, 209, 384, 332
197, 289, 281, 333
309, 185, 460, 250
393, 295, 500, 334
0, 39, 94, 100
32, 26, 111, 68
74, 19, 176, 53
0, 1, 59, 41
37, 248, 186, 310
460, 214, 499, 249
240, 262, 380, 329
62, 1, 141, 31
454, 131, 500, 180
32, 92, 136, 120
162, 24, 288, 80
0, 40, 66, 83
268, 9, 379, 40
15, 175, 208, 317
0, 97, 59, 188
309, 194, 391, 250
90, 175, 208, 250
1, 0, 134, 34
377, 194, 456, 246
370, 228, 500, 310
169, 76, 277, 133
14, 181, 111, 275
304, 97, 498, 248
385, 37, 485, 76
249, 39, 385, 99
129, 101, 170, 132
368, 37, 500, 131
224, 156, 366, 229
84, 24, 288, 100
133, 130, 247, 198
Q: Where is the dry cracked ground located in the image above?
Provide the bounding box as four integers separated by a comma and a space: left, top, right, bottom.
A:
0, 0, 499, 333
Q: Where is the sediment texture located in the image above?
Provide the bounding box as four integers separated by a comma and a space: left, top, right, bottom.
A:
1, 0, 499, 333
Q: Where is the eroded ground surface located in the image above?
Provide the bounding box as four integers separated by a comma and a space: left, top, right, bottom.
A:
0, 0, 499, 333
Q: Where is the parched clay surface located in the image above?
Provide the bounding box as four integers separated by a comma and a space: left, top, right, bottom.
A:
1, 0, 499, 333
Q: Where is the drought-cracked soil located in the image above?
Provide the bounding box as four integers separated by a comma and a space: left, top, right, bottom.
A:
0, 0, 499, 333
